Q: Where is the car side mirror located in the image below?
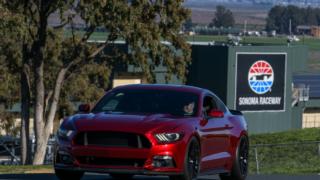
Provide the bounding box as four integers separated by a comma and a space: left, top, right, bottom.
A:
208, 109, 224, 118
78, 104, 90, 113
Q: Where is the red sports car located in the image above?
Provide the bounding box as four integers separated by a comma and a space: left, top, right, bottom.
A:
54, 84, 249, 180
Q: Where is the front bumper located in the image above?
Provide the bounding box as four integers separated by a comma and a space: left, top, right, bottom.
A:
54, 164, 182, 176
54, 137, 188, 175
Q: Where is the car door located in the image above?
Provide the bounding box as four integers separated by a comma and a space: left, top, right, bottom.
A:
199, 95, 232, 172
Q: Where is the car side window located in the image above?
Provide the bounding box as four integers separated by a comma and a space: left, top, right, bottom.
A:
212, 96, 227, 112
203, 96, 218, 116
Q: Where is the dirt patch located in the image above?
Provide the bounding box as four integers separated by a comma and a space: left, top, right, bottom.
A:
25, 168, 54, 174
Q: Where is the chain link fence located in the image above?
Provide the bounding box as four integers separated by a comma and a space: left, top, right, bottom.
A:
249, 141, 320, 174
0, 136, 55, 165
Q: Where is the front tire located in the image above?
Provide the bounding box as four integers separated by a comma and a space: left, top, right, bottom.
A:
55, 169, 84, 180
220, 136, 249, 180
170, 137, 200, 180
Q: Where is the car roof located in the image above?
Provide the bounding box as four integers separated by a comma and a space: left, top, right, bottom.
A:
112, 84, 208, 95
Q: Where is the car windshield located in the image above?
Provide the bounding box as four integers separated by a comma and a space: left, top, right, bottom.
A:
92, 89, 199, 117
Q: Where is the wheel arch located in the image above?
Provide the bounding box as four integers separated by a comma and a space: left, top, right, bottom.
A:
227, 130, 249, 170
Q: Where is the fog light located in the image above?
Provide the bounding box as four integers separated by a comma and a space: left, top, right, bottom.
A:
58, 151, 73, 165
152, 156, 175, 168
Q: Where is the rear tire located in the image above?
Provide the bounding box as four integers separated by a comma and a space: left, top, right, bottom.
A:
109, 174, 133, 179
55, 169, 84, 180
170, 137, 200, 180
220, 136, 249, 180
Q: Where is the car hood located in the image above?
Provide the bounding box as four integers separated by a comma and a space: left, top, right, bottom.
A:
65, 112, 190, 134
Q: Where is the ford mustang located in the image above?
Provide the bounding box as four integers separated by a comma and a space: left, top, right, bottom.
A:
54, 84, 248, 180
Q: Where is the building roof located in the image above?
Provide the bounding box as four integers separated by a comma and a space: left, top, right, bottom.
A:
6, 103, 21, 113
297, 25, 312, 30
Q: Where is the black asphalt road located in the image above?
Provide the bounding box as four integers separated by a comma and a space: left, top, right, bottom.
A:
0, 174, 319, 180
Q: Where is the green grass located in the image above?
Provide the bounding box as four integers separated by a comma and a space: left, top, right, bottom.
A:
250, 128, 320, 144
0, 165, 52, 174
65, 30, 320, 52
248, 128, 320, 174
186, 35, 320, 51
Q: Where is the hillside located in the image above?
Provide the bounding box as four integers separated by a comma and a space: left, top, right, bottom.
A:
185, 1, 270, 25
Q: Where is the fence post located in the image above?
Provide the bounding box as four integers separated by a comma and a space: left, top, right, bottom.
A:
10, 143, 15, 164
318, 143, 320, 156
254, 147, 260, 174
46, 144, 52, 164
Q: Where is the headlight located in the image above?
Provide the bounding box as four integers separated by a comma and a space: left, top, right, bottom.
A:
154, 133, 183, 143
57, 127, 74, 139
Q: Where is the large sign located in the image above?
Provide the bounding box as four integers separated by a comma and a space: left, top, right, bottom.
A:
235, 53, 286, 112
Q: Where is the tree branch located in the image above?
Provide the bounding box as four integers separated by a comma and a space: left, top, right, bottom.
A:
70, 17, 77, 46
45, 68, 67, 129
63, 30, 111, 78
89, 42, 108, 59
81, 25, 96, 43
53, 21, 68, 29
27, 4, 39, 26
27, 25, 36, 40
44, 90, 53, 116
45, 0, 62, 18
23, 64, 32, 94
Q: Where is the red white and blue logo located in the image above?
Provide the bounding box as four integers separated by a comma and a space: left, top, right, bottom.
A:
248, 60, 274, 94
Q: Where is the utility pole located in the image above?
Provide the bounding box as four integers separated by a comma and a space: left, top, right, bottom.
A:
244, 20, 247, 35
289, 19, 292, 35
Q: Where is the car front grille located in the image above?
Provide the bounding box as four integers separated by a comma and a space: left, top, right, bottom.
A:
76, 156, 146, 167
74, 131, 152, 149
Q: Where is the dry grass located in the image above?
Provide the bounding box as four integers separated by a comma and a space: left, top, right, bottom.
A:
24, 168, 53, 174
191, 8, 268, 26
0, 165, 53, 174
186, 2, 269, 26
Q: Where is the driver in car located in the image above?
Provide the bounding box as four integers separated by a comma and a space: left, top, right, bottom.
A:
183, 102, 195, 115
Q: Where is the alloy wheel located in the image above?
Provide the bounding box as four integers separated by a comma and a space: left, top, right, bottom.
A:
187, 141, 200, 179
238, 138, 249, 177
